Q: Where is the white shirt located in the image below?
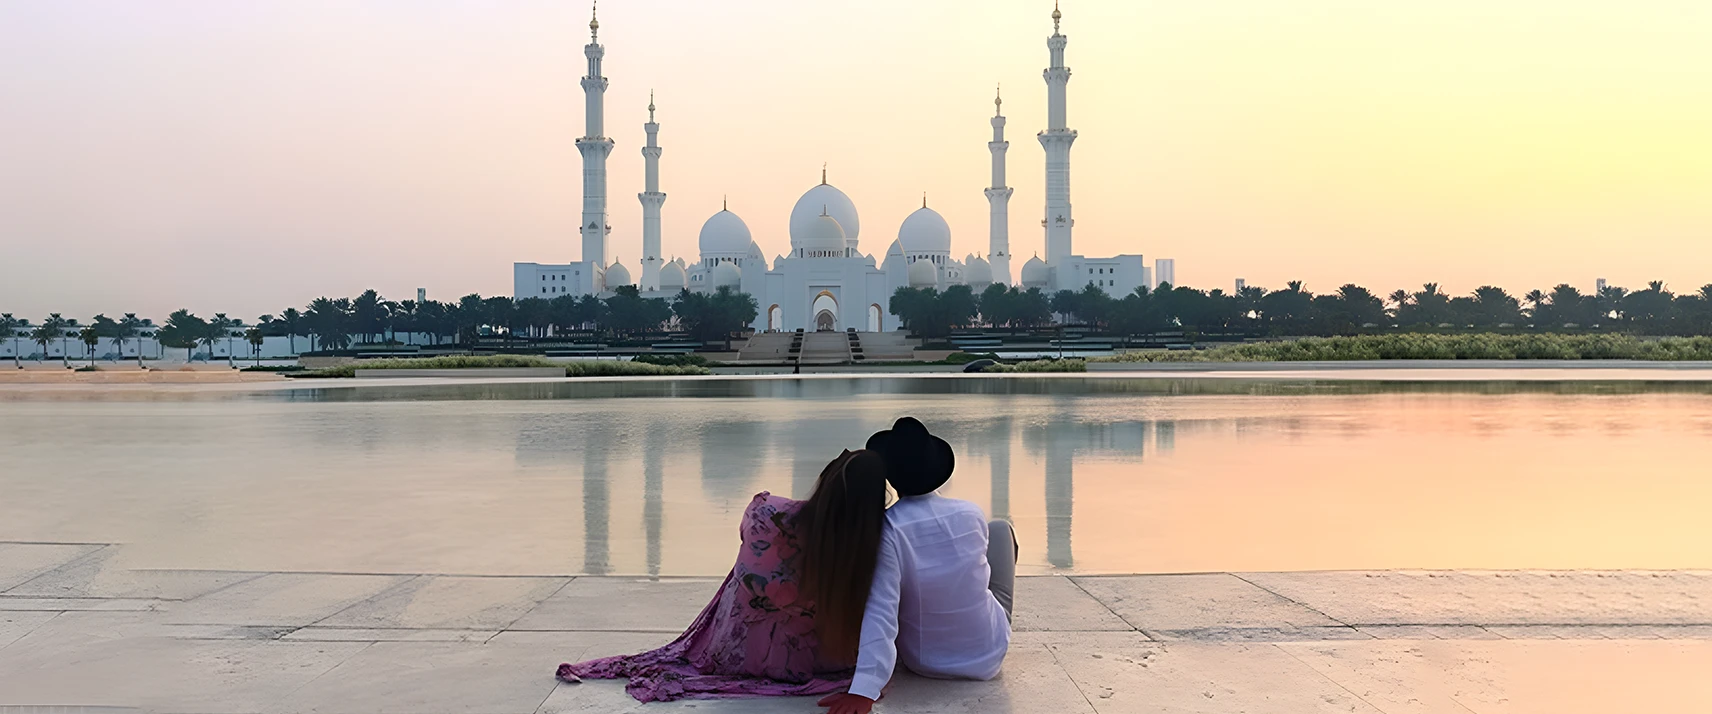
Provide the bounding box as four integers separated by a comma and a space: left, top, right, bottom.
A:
848, 493, 1011, 700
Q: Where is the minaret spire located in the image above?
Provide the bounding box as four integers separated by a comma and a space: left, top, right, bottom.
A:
639, 91, 666, 291
987, 83, 1016, 285
821, 163, 827, 185
578, 1, 616, 281
1039, 0, 1077, 278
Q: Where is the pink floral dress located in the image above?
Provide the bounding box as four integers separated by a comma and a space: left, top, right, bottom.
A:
555, 492, 852, 702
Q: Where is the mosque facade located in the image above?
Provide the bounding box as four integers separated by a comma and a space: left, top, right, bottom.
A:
514, 4, 1166, 332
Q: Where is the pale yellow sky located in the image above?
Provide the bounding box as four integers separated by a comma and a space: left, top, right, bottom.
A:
2, 0, 1709, 318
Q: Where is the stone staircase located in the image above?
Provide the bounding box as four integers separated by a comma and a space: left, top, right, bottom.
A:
736, 332, 797, 362
798, 331, 851, 364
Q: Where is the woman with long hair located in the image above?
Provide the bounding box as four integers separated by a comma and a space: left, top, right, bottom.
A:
556, 449, 889, 702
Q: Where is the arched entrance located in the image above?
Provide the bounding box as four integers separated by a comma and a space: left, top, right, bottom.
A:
767, 304, 782, 332
811, 291, 839, 332
868, 304, 883, 332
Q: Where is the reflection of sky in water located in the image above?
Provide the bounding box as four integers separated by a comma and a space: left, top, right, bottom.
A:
3, 378, 1711, 576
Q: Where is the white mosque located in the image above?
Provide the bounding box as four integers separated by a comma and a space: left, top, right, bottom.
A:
514, 4, 1166, 332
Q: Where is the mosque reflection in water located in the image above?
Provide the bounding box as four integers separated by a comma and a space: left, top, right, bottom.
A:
525, 411, 1179, 576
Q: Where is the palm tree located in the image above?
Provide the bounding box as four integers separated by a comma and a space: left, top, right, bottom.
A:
0, 314, 20, 367
31, 314, 67, 365
280, 307, 303, 354
116, 314, 144, 367
245, 326, 265, 365
206, 314, 235, 363
1522, 289, 1547, 325
79, 326, 100, 367
1387, 289, 1410, 322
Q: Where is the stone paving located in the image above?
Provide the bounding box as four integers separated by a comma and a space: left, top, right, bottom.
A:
3, 542, 1712, 713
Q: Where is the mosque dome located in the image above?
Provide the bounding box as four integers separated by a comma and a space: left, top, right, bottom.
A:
908, 259, 938, 288
659, 261, 687, 291
897, 206, 952, 255
790, 183, 859, 251
699, 210, 752, 258
799, 213, 847, 257
711, 262, 742, 290
966, 256, 993, 287
1020, 256, 1049, 288
748, 240, 765, 260
604, 260, 632, 288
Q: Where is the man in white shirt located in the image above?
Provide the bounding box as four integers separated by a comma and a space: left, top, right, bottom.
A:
818, 417, 1016, 714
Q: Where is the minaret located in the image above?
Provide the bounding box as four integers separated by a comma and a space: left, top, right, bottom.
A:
578, 3, 615, 280
986, 86, 1015, 286
1038, 2, 1077, 270
638, 92, 665, 291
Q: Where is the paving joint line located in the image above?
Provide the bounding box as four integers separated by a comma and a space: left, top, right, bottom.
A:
1064, 574, 1151, 639
1231, 572, 1353, 627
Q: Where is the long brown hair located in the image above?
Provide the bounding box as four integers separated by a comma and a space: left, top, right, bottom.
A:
795, 449, 889, 664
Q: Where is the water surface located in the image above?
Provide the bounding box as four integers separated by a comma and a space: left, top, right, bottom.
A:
4, 376, 1710, 576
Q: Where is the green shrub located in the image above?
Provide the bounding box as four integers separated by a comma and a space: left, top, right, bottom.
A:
632, 353, 711, 367
982, 358, 1087, 373
1095, 334, 1712, 363
294, 354, 709, 378
944, 352, 1001, 365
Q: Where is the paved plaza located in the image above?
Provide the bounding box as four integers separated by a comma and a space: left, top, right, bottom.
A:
2, 541, 1711, 712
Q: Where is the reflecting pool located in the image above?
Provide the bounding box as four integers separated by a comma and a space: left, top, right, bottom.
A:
4, 376, 1711, 575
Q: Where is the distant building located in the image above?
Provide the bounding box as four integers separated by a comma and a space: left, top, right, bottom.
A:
1235, 278, 1246, 292
1154, 259, 1176, 289
1596, 278, 1607, 293
417, 287, 427, 303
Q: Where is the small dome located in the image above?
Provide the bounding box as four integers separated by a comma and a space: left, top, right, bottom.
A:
966, 256, 993, 286
908, 259, 938, 289
1020, 256, 1049, 287
885, 239, 905, 257
659, 261, 687, 290
699, 210, 752, 258
897, 206, 952, 255
605, 261, 632, 287
790, 183, 860, 250
711, 262, 742, 290
748, 240, 764, 259
799, 213, 847, 256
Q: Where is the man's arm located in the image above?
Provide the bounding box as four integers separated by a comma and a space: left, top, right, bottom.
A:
846, 525, 902, 700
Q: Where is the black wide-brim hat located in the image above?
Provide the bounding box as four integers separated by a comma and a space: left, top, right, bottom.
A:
865, 417, 955, 497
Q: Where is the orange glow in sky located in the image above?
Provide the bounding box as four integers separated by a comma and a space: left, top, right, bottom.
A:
2, 0, 1709, 317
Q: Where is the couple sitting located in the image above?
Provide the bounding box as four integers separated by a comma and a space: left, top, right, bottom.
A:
557, 417, 1016, 713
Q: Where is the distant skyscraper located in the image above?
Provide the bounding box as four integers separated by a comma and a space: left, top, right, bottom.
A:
1235, 278, 1246, 292
1155, 258, 1175, 288
1597, 278, 1608, 293
416, 287, 427, 303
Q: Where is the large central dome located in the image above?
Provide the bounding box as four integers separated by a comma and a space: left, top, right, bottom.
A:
897, 206, 951, 255
789, 182, 859, 252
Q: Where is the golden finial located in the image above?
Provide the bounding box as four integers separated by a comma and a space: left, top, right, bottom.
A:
821, 163, 827, 185
1052, 1, 1061, 32
648, 90, 655, 121
590, 1, 599, 39
922, 192, 927, 209
995, 83, 1003, 115
722, 194, 728, 211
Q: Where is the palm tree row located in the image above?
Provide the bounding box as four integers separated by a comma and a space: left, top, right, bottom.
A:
888, 280, 1712, 340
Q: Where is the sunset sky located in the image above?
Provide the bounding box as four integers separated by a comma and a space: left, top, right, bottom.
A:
3, 0, 1710, 318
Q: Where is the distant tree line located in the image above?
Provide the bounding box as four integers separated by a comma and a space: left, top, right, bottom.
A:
888, 280, 1712, 340
3, 287, 761, 360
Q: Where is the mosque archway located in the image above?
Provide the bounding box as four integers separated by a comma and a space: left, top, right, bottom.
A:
767, 304, 782, 332
811, 292, 839, 332
868, 304, 882, 332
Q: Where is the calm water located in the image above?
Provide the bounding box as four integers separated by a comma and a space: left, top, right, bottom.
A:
4, 377, 1711, 576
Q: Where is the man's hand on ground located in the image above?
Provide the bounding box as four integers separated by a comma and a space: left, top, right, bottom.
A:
816, 692, 876, 714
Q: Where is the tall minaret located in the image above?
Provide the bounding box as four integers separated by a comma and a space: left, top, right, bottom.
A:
985, 86, 1015, 286
578, 3, 615, 278
1038, 2, 1077, 269
638, 92, 665, 291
